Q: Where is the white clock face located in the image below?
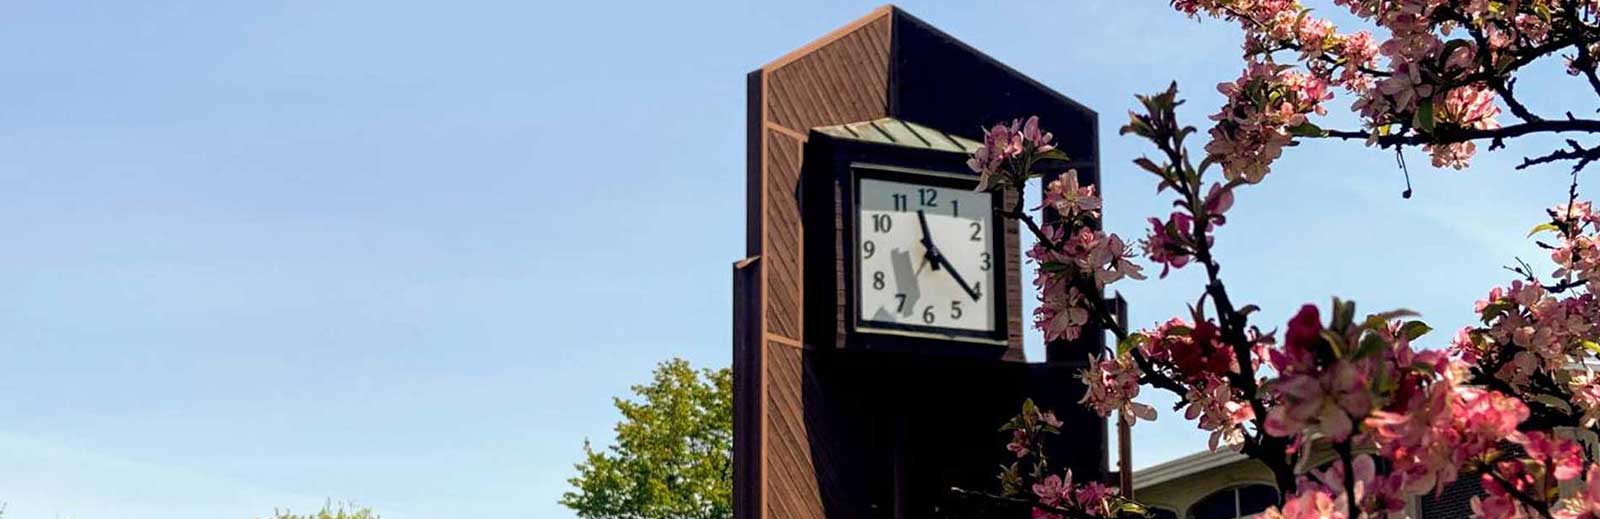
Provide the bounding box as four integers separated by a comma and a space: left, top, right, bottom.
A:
856, 175, 997, 333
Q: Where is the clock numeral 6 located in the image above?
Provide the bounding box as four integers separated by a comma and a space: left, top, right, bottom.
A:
873, 214, 893, 233
922, 306, 935, 324
872, 271, 885, 290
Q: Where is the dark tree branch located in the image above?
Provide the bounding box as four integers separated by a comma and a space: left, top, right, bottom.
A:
1516, 139, 1600, 172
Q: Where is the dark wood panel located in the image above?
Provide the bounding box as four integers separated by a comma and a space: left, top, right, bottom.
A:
766, 15, 891, 132
765, 131, 804, 340
767, 341, 825, 519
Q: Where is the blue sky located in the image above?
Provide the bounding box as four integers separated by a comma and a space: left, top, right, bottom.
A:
0, 1, 1592, 518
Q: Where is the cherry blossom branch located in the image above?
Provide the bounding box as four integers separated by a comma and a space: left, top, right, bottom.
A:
1319, 118, 1600, 146
1000, 181, 1192, 401
1558, 0, 1600, 98
948, 487, 1108, 519
1333, 440, 1359, 516
1482, 466, 1557, 519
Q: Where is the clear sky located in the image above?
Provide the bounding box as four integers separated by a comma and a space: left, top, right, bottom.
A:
0, 1, 1593, 518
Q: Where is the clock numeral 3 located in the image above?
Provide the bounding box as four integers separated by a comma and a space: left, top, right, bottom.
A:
980, 252, 991, 271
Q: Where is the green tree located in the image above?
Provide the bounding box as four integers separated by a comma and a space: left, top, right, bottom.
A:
562, 358, 732, 519
259, 502, 378, 519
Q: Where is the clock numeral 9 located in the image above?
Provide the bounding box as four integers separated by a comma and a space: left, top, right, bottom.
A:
873, 214, 893, 233
918, 188, 938, 207
922, 306, 935, 324
862, 240, 876, 259
872, 271, 885, 290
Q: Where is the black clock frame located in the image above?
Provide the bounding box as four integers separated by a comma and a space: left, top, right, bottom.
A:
847, 164, 1006, 344
801, 130, 1013, 358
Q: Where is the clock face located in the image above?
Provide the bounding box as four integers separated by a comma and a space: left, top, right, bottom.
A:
856, 175, 997, 334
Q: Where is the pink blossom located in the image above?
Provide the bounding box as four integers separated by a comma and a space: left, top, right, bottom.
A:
1264, 360, 1370, 441
1043, 172, 1101, 219
1035, 286, 1089, 342
1079, 353, 1156, 425
1519, 431, 1585, 481
1140, 214, 1194, 277
1006, 429, 1030, 458
1259, 487, 1347, 519
1031, 473, 1070, 507
1183, 377, 1255, 450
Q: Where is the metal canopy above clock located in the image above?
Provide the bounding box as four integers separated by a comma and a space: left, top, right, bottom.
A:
810, 118, 981, 154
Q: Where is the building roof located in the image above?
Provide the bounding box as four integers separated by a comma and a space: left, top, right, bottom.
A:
1132, 449, 1250, 490
812, 118, 982, 154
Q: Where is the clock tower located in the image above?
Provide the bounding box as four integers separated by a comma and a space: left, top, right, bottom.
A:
733, 6, 1107, 519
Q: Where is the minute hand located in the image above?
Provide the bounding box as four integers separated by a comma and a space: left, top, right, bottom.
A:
933, 252, 981, 302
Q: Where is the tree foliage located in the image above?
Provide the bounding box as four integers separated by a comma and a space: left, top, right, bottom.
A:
561, 359, 732, 519
259, 502, 378, 519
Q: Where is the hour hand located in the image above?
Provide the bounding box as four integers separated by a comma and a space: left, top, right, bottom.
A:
916, 210, 940, 271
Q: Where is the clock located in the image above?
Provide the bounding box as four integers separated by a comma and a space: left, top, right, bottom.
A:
855, 172, 997, 335
800, 119, 1018, 357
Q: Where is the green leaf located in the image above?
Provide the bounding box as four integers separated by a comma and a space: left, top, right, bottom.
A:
1332, 298, 1356, 331
1401, 321, 1433, 341
1134, 157, 1165, 176
1118, 333, 1149, 356
1287, 121, 1327, 137
1037, 148, 1071, 162
1414, 99, 1436, 133
1528, 222, 1561, 237
1354, 332, 1386, 360
1479, 300, 1517, 323
1321, 329, 1348, 358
